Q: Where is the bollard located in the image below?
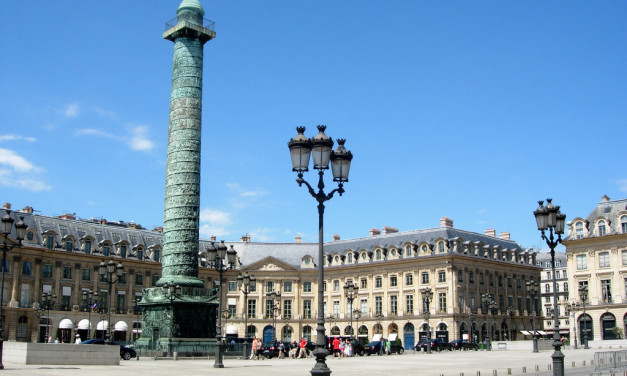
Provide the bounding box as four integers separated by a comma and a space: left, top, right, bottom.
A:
493, 370, 497, 376
507, 368, 511, 375
460, 373, 464, 376
548, 364, 551, 370
477, 371, 481, 376
572, 361, 575, 368
535, 365, 539, 371
173, 351, 178, 361
522, 366, 526, 373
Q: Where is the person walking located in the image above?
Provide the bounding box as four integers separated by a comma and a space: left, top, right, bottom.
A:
278, 341, 285, 359
385, 339, 391, 355
332, 337, 340, 358
298, 337, 307, 358
250, 336, 258, 360
74, 334, 82, 344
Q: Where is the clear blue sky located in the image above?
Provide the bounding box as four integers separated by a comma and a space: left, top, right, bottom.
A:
1, 1, 625, 251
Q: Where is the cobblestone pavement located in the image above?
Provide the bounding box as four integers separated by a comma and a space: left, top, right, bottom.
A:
1, 348, 604, 376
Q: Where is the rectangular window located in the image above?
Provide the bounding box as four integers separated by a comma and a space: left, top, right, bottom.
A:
438, 271, 446, 283
228, 281, 237, 292
119, 273, 126, 284
498, 276, 503, 287
265, 300, 274, 319
517, 278, 521, 288
135, 273, 143, 286
20, 283, 31, 308
248, 299, 257, 319
333, 300, 339, 317
333, 280, 339, 291
283, 300, 292, 318
470, 293, 476, 310
22, 261, 32, 276
266, 281, 274, 292
405, 273, 413, 286
479, 273, 484, 285
421, 272, 429, 284
375, 296, 382, 315
81, 268, 91, 281
406, 294, 413, 314
43, 264, 52, 278
62, 266, 72, 279
438, 292, 447, 313
576, 254, 587, 270
303, 300, 311, 319
303, 281, 312, 293
390, 295, 398, 315
360, 298, 367, 315
375, 277, 382, 288
228, 303, 236, 319
489, 274, 494, 286
360, 278, 367, 289
623, 251, 627, 266
390, 275, 397, 287
117, 292, 125, 312
601, 279, 612, 303
458, 293, 465, 311
283, 281, 292, 293
469, 271, 474, 284
458, 271, 463, 283
507, 278, 512, 288
599, 252, 610, 268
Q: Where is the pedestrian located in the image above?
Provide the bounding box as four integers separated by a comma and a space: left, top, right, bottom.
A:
250, 336, 258, 360
344, 339, 352, 357
298, 337, 308, 358
339, 339, 345, 358
74, 334, 82, 344
385, 339, 391, 355
278, 341, 285, 358
54, 337, 60, 344
332, 337, 340, 357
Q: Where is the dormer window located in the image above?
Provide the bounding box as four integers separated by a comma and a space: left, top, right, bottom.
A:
575, 221, 584, 239
137, 248, 143, 261
120, 244, 127, 258
404, 245, 412, 255
598, 220, 607, 236
621, 215, 627, 234
438, 242, 445, 253
103, 245, 110, 257
65, 239, 73, 252
84, 240, 92, 255
153, 249, 160, 262
375, 249, 381, 260
347, 253, 352, 263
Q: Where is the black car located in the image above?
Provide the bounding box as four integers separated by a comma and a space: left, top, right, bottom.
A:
81, 338, 137, 360
449, 339, 479, 351
363, 340, 404, 355
260, 341, 290, 358
417, 338, 452, 352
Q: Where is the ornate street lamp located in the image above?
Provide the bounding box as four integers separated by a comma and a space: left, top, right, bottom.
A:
534, 199, 567, 376
237, 273, 255, 359
343, 281, 359, 337
288, 125, 353, 376
0, 211, 26, 368
526, 279, 539, 352
82, 289, 98, 340
42, 292, 56, 342
421, 287, 434, 354
507, 306, 515, 341
206, 241, 237, 368
569, 301, 581, 349
98, 259, 124, 344
162, 282, 181, 357
578, 285, 589, 349
266, 289, 281, 343
481, 293, 496, 351
468, 312, 477, 344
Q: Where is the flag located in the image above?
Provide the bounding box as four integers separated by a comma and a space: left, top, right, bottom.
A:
91, 302, 98, 310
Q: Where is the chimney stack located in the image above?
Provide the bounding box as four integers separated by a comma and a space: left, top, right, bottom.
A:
485, 228, 496, 237
58, 213, 76, 220
21, 206, 34, 213
210, 235, 217, 241
382, 226, 398, 235
498, 232, 510, 240
3, 203, 11, 210
369, 228, 381, 236
295, 235, 302, 243
332, 234, 340, 241
440, 217, 454, 228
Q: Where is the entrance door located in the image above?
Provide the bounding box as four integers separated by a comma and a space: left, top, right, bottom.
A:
403, 324, 415, 350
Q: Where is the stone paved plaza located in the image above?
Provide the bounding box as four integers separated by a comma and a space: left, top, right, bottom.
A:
1, 348, 606, 376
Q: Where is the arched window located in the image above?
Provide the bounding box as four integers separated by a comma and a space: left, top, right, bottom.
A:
65, 240, 73, 252
303, 325, 312, 341
375, 249, 381, 260
404, 245, 412, 256
438, 242, 445, 253
575, 221, 584, 239
621, 215, 627, 234
347, 252, 352, 263
598, 220, 607, 236
45, 234, 54, 249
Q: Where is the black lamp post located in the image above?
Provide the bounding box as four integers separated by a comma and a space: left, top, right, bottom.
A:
206, 241, 237, 368
579, 285, 589, 349
353, 309, 361, 341
570, 302, 581, 349
489, 299, 497, 345
266, 289, 281, 343
82, 289, 98, 340
0, 211, 27, 368
526, 279, 539, 352
98, 259, 124, 344
42, 292, 56, 342
237, 272, 255, 360
421, 287, 434, 354
507, 306, 514, 341
162, 282, 181, 357
469, 312, 477, 344
343, 281, 358, 337
481, 293, 496, 351
534, 199, 567, 376
288, 125, 353, 376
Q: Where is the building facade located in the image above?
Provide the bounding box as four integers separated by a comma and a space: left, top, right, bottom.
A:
1, 203, 542, 349
563, 195, 627, 342
536, 251, 569, 338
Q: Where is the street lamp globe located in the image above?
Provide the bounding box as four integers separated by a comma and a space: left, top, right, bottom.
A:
288, 126, 312, 172
310, 125, 333, 169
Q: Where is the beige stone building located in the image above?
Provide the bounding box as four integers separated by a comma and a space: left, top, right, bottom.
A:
563, 195, 627, 342
1, 203, 542, 350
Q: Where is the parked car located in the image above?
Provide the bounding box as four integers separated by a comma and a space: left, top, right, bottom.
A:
364, 340, 404, 355
81, 338, 137, 360
260, 341, 290, 358
416, 338, 452, 352
449, 339, 479, 351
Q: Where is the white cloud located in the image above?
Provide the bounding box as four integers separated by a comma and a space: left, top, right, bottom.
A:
128, 126, 155, 151
92, 106, 118, 121
0, 135, 37, 143
0, 149, 51, 192
199, 224, 231, 239
617, 179, 627, 193
249, 227, 279, 242
75, 128, 116, 139
199, 208, 232, 225
63, 103, 80, 118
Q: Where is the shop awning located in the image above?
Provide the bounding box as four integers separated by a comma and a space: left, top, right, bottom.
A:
114, 321, 128, 332
226, 325, 238, 335
77, 319, 90, 330
96, 320, 109, 330
59, 318, 73, 329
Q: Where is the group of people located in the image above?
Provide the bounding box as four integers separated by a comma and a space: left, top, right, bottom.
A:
331, 337, 354, 357
43, 334, 83, 344
249, 336, 310, 359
